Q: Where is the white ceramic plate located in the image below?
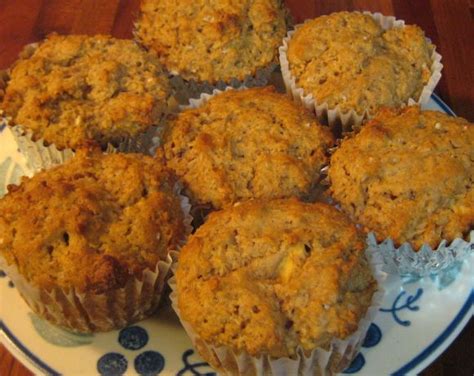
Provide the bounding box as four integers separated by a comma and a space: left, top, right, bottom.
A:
1, 94, 473, 376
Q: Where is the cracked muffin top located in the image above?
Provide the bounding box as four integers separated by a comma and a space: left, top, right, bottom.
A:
287, 12, 434, 115
328, 106, 474, 249
176, 198, 377, 358
1, 34, 173, 150
0, 150, 186, 293
135, 0, 288, 83
159, 87, 335, 209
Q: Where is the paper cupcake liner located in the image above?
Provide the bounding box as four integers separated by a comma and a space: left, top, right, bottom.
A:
7, 124, 75, 173
180, 85, 248, 111
368, 230, 474, 284
279, 12, 443, 134
0, 253, 173, 333
167, 62, 278, 106
5, 120, 167, 173
169, 247, 386, 375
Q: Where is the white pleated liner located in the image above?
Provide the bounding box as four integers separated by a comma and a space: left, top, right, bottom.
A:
8, 125, 75, 173
169, 248, 387, 375
168, 63, 278, 106
279, 12, 443, 132
6, 122, 166, 174
368, 230, 474, 278
180, 85, 248, 111
0, 253, 173, 333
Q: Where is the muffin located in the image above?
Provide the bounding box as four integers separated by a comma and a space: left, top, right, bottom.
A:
1, 34, 173, 151
171, 199, 383, 375
280, 11, 442, 132
0, 149, 188, 332
135, 0, 289, 100
159, 87, 335, 211
328, 106, 473, 275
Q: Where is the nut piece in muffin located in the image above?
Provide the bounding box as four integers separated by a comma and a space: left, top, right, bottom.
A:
328, 106, 474, 249
287, 12, 434, 116
135, 0, 288, 83
175, 199, 378, 373
159, 87, 335, 209
0, 149, 187, 332
1, 34, 173, 150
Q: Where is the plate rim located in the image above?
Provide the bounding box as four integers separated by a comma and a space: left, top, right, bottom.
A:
0, 321, 60, 376
0, 93, 470, 376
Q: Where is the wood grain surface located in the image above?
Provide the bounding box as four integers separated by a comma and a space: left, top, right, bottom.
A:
0, 1, 473, 375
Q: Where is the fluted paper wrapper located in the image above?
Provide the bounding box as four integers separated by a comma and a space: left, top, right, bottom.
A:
168, 63, 278, 106
368, 230, 473, 285
180, 85, 248, 111
7, 124, 75, 173
0, 254, 173, 333
279, 12, 443, 133
169, 248, 386, 375
4, 121, 165, 173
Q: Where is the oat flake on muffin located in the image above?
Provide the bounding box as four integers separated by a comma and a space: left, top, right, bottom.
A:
135, 0, 288, 84
159, 87, 335, 209
328, 106, 474, 249
287, 12, 434, 116
1, 34, 173, 150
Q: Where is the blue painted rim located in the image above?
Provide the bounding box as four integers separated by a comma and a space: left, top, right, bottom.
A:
431, 92, 456, 116
0, 321, 60, 376
0, 94, 469, 375
393, 290, 473, 375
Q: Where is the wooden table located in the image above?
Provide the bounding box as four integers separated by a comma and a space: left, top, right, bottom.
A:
0, 1, 473, 375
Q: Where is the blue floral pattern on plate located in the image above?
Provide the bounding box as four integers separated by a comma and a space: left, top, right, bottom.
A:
379, 288, 423, 327
96, 326, 214, 375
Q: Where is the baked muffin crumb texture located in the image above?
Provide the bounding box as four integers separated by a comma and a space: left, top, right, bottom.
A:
287, 12, 434, 114
161, 87, 335, 209
0, 150, 186, 293
329, 106, 473, 249
2, 34, 172, 150
177, 199, 377, 358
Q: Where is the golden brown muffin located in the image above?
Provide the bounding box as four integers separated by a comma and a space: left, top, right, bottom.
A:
0, 150, 187, 331
328, 106, 474, 249
1, 34, 173, 150
135, 0, 288, 83
159, 87, 334, 209
176, 199, 377, 367
0, 150, 185, 292
287, 12, 433, 115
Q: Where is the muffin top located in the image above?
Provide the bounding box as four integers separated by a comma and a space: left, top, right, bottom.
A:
0, 150, 186, 293
135, 0, 288, 83
160, 87, 335, 209
287, 12, 433, 114
328, 106, 474, 249
1, 34, 172, 150
176, 199, 377, 357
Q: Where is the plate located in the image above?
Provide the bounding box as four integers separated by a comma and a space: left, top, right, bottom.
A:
0, 94, 473, 376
